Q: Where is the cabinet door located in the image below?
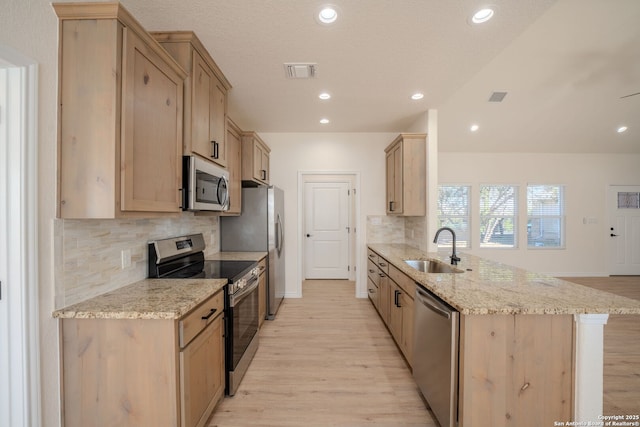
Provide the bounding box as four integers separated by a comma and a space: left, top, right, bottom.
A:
224, 121, 242, 215
389, 281, 403, 342
121, 27, 182, 212
210, 81, 227, 167
180, 314, 224, 427
260, 146, 269, 183
258, 272, 266, 328
400, 292, 414, 366
191, 51, 214, 160
385, 150, 395, 214
252, 142, 265, 182
378, 273, 390, 325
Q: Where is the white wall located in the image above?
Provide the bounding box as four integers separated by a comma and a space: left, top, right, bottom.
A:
260, 132, 395, 298
439, 152, 640, 275
1, 1, 60, 425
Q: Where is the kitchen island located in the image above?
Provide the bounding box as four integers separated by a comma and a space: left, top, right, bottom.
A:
368, 243, 640, 427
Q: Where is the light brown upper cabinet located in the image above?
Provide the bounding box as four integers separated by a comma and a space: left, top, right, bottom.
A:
385, 133, 426, 216
241, 132, 270, 186
221, 118, 243, 215
152, 31, 232, 168
54, 2, 186, 219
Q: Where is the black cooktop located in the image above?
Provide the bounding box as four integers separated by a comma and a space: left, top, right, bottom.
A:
156, 259, 256, 282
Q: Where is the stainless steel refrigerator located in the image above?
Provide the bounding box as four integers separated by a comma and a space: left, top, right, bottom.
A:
220, 186, 285, 319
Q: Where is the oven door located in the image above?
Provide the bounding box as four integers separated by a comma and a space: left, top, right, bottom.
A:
228, 277, 259, 371
183, 155, 229, 211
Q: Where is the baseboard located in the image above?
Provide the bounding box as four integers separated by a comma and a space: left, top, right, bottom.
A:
552, 272, 610, 278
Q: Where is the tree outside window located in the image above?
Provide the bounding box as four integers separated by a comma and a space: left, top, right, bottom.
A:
479, 185, 517, 248
437, 185, 470, 248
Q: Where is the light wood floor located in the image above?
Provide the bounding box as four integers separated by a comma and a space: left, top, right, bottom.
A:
207, 280, 437, 427
562, 276, 640, 416
208, 277, 640, 425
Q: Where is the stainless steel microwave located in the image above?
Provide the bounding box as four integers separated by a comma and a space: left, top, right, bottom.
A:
182, 156, 229, 211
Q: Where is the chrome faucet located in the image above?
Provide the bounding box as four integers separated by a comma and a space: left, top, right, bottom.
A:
433, 227, 461, 265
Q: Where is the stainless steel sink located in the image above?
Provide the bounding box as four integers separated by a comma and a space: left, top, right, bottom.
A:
404, 259, 463, 274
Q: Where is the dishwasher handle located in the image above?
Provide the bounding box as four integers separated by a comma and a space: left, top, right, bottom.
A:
416, 286, 453, 320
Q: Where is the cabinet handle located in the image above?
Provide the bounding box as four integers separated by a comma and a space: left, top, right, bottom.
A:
261, 169, 267, 180
201, 308, 217, 320
394, 290, 401, 307
378, 262, 387, 267
368, 254, 375, 259
389, 201, 395, 211
211, 141, 219, 159
369, 269, 375, 273
379, 273, 385, 278
368, 288, 375, 294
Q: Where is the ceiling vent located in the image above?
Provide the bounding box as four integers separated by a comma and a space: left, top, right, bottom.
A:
488, 91, 507, 102
284, 63, 317, 79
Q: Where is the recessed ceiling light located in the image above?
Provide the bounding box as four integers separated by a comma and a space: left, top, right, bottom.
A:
411, 93, 424, 100
471, 8, 494, 24
319, 92, 331, 100
318, 6, 338, 24
470, 124, 480, 132
320, 118, 330, 124
617, 126, 628, 133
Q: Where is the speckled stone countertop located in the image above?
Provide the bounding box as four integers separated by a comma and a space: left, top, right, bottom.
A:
52, 278, 227, 320
208, 251, 267, 261
368, 243, 640, 315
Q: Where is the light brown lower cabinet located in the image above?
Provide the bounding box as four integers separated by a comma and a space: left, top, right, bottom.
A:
258, 257, 267, 328
367, 247, 574, 426
367, 248, 413, 366
60, 291, 225, 427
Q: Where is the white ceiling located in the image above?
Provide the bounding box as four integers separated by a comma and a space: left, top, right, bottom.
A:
123, 0, 640, 153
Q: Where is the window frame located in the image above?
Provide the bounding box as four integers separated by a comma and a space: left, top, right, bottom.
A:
526, 184, 566, 250
478, 184, 519, 249
437, 184, 472, 249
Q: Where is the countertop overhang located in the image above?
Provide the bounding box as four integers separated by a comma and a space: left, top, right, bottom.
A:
368, 243, 640, 315
53, 278, 227, 320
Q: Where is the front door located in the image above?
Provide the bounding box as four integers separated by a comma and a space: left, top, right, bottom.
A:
304, 181, 350, 279
608, 185, 640, 275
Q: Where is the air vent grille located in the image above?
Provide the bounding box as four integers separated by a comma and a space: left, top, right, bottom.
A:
284, 63, 317, 79
488, 91, 507, 102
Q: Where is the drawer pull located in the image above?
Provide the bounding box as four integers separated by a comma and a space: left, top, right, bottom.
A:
201, 308, 217, 320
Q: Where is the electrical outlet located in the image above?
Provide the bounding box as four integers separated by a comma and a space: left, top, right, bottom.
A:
121, 249, 132, 269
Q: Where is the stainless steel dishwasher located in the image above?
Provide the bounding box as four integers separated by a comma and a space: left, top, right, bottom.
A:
413, 284, 459, 427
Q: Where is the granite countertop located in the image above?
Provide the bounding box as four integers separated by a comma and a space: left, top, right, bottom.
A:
208, 251, 268, 261
368, 243, 640, 315
52, 278, 227, 320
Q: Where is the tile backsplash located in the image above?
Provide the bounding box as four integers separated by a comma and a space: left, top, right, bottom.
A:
54, 213, 220, 308
366, 215, 428, 250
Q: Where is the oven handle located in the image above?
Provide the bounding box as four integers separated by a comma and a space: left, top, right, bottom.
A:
229, 275, 259, 307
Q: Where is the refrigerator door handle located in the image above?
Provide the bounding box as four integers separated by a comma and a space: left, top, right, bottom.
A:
276, 214, 284, 256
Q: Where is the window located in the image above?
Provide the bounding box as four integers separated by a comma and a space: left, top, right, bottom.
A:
527, 185, 565, 248
437, 185, 470, 248
479, 185, 517, 248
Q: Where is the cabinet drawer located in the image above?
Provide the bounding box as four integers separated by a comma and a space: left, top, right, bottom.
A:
389, 264, 415, 299
367, 259, 380, 286
367, 277, 379, 309
179, 290, 224, 348
376, 257, 390, 275
367, 249, 378, 265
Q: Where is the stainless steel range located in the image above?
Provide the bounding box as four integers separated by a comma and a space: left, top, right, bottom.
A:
148, 233, 259, 396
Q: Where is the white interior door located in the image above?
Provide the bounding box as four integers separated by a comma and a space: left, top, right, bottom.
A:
609, 185, 640, 275
304, 181, 350, 279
